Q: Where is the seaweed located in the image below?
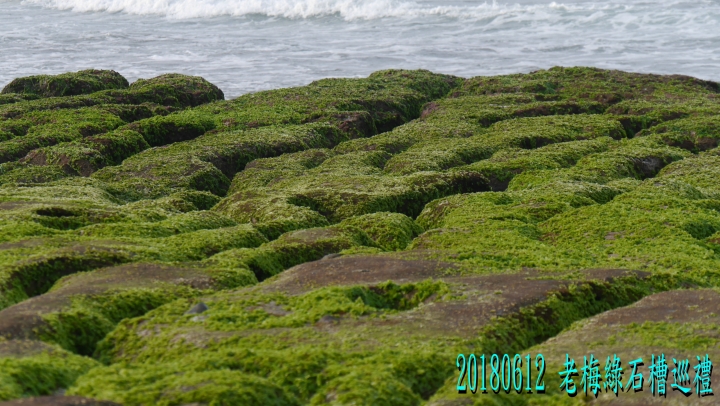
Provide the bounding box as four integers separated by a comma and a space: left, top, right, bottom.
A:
0, 67, 719, 406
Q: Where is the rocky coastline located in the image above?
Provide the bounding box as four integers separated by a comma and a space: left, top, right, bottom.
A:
0, 67, 718, 405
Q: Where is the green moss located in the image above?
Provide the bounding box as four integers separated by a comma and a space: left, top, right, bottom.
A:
0, 340, 99, 401
339, 212, 423, 251
69, 365, 299, 406
0, 165, 70, 185
74, 211, 236, 238
126, 73, 224, 107
0, 93, 40, 106
202, 224, 373, 280
90, 70, 460, 201
1, 70, 129, 98
507, 136, 690, 190
477, 275, 672, 356
641, 115, 720, 152
462, 137, 615, 191
1, 67, 720, 405
457, 66, 720, 106
658, 154, 720, 197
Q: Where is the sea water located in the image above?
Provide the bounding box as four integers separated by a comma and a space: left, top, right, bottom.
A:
1, 0, 719, 98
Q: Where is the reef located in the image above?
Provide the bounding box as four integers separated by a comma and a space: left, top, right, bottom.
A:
0, 67, 719, 405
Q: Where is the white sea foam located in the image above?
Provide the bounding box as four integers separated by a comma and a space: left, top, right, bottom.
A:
19, 0, 638, 21
23, 0, 437, 19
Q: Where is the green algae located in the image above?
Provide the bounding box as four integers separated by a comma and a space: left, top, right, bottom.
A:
457, 66, 720, 104
35, 260, 256, 356
658, 153, 720, 197
68, 280, 453, 405
461, 137, 615, 190
617, 321, 720, 351
339, 212, 423, 251
506, 136, 690, 190
476, 274, 676, 356
201, 222, 376, 280
0, 93, 40, 107
0, 106, 127, 164
0, 165, 70, 185
88, 70, 460, 202
1, 70, 129, 98
0, 340, 99, 401
0, 67, 720, 405
39, 285, 203, 356
412, 180, 624, 273
0, 73, 222, 178
68, 270, 670, 406
640, 115, 720, 152
74, 211, 236, 238
429, 289, 720, 406
72, 366, 300, 406
0, 224, 268, 310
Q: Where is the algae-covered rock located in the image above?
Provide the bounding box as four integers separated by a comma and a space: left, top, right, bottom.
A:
1, 70, 129, 98
0, 340, 98, 401
67, 267, 666, 405
0, 396, 120, 406
429, 289, 720, 405
0, 67, 719, 405
0, 262, 254, 355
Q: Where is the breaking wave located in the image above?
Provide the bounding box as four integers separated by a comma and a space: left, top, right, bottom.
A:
20, 0, 630, 21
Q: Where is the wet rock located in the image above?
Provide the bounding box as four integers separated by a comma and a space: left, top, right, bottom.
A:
430, 289, 720, 405
264, 255, 458, 295
185, 302, 209, 315
0, 263, 230, 355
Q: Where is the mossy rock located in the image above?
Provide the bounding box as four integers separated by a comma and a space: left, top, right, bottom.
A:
457, 66, 720, 106
68, 268, 668, 406
0, 67, 719, 405
0, 339, 98, 401
0, 93, 40, 107
1, 70, 129, 98
0, 396, 120, 406
429, 289, 720, 405
0, 262, 254, 356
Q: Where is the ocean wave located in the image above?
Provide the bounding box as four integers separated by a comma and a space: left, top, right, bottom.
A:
19, 0, 639, 21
